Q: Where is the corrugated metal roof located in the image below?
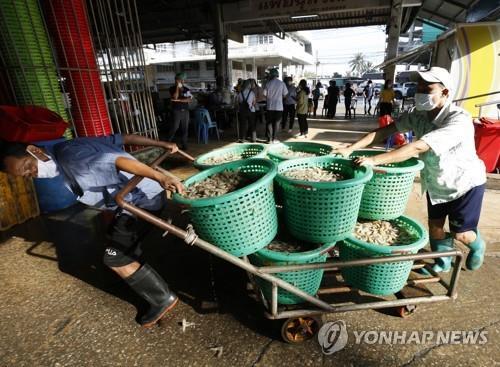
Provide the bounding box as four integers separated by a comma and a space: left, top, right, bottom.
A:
416, 0, 473, 27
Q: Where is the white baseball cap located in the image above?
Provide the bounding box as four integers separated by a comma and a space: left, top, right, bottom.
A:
412, 67, 452, 90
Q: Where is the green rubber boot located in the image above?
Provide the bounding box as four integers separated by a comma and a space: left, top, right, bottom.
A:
466, 230, 486, 271
421, 235, 454, 274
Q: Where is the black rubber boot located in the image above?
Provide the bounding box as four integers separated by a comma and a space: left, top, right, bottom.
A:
125, 264, 178, 328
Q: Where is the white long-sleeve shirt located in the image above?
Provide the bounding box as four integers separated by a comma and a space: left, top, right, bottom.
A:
264, 78, 288, 111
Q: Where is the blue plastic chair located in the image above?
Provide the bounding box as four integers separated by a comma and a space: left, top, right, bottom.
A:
194, 108, 220, 144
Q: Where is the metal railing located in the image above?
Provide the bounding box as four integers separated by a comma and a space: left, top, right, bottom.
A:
453, 90, 500, 103
475, 99, 500, 118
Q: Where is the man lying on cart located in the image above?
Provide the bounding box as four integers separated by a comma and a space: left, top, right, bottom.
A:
335, 67, 486, 273
0, 133, 185, 328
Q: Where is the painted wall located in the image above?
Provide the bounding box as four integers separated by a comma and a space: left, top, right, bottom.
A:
448, 24, 500, 118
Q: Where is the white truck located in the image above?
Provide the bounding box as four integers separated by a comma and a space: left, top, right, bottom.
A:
393, 82, 417, 99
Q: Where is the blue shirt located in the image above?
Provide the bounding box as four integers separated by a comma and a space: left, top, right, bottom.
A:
53, 134, 164, 211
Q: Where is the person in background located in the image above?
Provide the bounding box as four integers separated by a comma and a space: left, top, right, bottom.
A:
263, 68, 288, 144
168, 72, 192, 150
250, 78, 266, 126
312, 82, 322, 117
335, 67, 486, 273
379, 79, 395, 117
343, 82, 355, 119
0, 134, 184, 328
363, 80, 374, 115
307, 88, 314, 117
295, 79, 310, 139
327, 80, 340, 118
282, 76, 297, 133
234, 78, 243, 93
238, 79, 257, 142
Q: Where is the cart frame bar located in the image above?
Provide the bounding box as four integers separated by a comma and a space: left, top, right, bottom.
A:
115, 152, 464, 321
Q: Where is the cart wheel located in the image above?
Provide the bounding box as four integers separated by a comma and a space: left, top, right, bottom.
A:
397, 304, 417, 318
280, 316, 323, 344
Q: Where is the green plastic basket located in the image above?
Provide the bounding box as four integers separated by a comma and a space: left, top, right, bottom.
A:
194, 144, 268, 170
173, 159, 278, 257
350, 150, 424, 220
0, 0, 68, 121
250, 242, 334, 304
339, 215, 428, 296
267, 142, 333, 163
275, 157, 373, 243
0, 0, 54, 67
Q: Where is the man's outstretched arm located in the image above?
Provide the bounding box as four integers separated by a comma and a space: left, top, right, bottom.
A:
115, 156, 184, 193
355, 140, 429, 166
334, 124, 398, 157
122, 134, 178, 153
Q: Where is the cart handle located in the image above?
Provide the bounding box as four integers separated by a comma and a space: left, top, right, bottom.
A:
176, 149, 195, 162
115, 151, 338, 313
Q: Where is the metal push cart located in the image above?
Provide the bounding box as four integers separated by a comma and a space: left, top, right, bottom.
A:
116, 151, 464, 343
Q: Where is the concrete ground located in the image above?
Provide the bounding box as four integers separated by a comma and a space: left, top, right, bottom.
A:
1, 102, 499, 366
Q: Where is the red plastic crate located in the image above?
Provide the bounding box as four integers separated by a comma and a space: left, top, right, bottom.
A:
0, 105, 68, 143
474, 118, 500, 173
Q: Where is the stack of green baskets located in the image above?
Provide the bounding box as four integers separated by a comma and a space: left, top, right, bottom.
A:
339, 216, 428, 295
267, 142, 333, 163
275, 156, 373, 243
0, 0, 69, 136
173, 159, 278, 257
350, 150, 424, 220
194, 144, 267, 170
250, 242, 334, 304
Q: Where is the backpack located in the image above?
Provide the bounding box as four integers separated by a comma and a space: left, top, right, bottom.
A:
239, 90, 252, 114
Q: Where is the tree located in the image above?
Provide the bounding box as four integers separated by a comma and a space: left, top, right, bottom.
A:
333, 72, 342, 78
364, 61, 376, 74
349, 53, 366, 77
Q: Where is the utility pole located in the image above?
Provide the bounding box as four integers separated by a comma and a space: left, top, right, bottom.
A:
383, 0, 403, 82
315, 50, 319, 85
212, 1, 229, 91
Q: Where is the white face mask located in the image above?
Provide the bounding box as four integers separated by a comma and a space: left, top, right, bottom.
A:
27, 150, 59, 178
37, 159, 59, 178
415, 93, 439, 111
177, 82, 183, 88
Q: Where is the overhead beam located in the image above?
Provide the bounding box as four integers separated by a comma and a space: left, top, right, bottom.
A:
223, 0, 420, 23
240, 19, 388, 34
266, 13, 391, 27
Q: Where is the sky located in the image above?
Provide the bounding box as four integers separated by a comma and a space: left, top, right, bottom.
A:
300, 25, 387, 76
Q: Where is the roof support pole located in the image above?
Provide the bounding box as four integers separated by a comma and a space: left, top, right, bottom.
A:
212, 1, 230, 91
384, 0, 403, 82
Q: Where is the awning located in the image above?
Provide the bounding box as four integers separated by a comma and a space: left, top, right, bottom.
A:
376, 27, 456, 69
376, 43, 432, 69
